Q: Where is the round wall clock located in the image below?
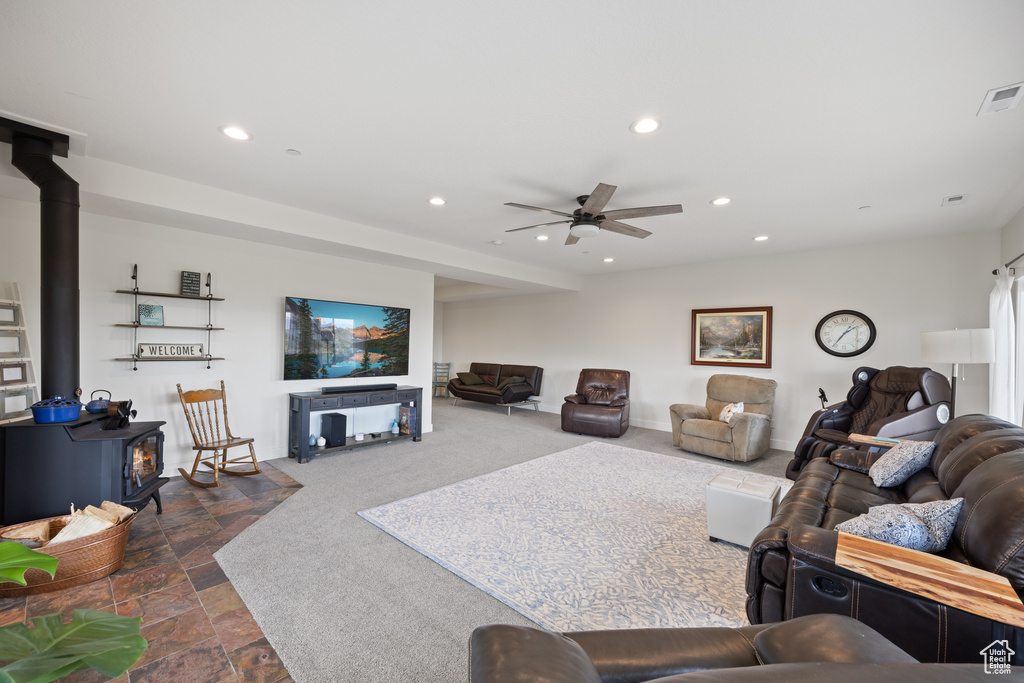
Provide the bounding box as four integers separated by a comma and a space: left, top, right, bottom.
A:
815, 310, 876, 357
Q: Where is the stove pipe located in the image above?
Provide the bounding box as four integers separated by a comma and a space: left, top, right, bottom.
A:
1, 119, 80, 399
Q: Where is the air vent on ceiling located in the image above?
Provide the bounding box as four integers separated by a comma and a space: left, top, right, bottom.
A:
942, 194, 967, 207
978, 82, 1024, 115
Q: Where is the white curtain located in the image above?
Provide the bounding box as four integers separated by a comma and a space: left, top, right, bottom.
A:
1016, 276, 1024, 424
990, 271, 1015, 421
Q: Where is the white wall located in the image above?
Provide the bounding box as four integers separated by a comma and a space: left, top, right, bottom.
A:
1, 195, 434, 474
442, 230, 1000, 449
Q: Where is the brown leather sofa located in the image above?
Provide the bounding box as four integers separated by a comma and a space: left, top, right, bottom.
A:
448, 362, 542, 410
469, 613, 994, 682
747, 413, 1024, 663
561, 369, 630, 438
787, 366, 951, 479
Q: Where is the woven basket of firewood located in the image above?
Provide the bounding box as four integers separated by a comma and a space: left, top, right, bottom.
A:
0, 502, 136, 596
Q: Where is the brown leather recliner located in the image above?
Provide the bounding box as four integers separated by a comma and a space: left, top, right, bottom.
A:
787, 366, 951, 479
561, 369, 630, 438
469, 613, 990, 682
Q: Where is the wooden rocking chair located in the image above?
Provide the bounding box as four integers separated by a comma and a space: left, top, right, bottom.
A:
176, 380, 261, 488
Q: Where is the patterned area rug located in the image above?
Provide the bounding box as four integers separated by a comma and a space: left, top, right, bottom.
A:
358, 442, 789, 631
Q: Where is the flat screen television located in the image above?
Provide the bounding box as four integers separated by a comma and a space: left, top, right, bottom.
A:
284, 297, 410, 380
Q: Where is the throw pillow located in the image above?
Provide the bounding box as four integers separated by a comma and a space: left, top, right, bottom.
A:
456, 372, 484, 386
497, 375, 525, 390
868, 440, 936, 487
834, 498, 964, 553
719, 402, 744, 424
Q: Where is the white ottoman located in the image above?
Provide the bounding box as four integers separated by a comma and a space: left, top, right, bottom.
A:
705, 472, 780, 548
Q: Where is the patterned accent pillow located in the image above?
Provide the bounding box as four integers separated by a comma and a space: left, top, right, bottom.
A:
835, 498, 964, 553
868, 439, 936, 487
719, 402, 744, 424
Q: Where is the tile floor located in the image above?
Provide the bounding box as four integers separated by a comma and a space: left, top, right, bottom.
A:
0, 463, 302, 682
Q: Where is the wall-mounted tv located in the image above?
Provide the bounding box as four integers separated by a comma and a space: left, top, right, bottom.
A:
284, 297, 410, 380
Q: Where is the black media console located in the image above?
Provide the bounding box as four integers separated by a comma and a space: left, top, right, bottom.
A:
288, 385, 422, 463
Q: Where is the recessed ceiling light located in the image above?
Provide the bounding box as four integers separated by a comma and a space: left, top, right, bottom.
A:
603, 257, 614, 263
219, 125, 250, 141
536, 235, 548, 241
491, 240, 503, 246
428, 197, 446, 206
629, 118, 660, 134
285, 148, 301, 156
710, 197, 731, 206
753, 235, 769, 242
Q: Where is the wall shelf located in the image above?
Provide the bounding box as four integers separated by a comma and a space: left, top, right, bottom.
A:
116, 265, 222, 370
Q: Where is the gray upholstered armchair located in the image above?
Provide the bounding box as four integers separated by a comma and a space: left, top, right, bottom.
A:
669, 374, 777, 462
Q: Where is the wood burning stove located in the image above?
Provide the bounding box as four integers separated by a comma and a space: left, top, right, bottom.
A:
0, 414, 167, 525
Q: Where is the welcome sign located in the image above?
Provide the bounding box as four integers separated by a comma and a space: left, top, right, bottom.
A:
137, 343, 204, 359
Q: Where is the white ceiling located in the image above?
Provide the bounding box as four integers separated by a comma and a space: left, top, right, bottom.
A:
2, 1, 1024, 287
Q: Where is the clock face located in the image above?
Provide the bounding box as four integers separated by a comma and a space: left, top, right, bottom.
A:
815, 310, 876, 357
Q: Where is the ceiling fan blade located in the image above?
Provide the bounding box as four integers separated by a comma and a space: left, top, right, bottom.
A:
504, 202, 574, 218
579, 183, 617, 216
565, 234, 581, 246
505, 220, 572, 233
599, 220, 652, 239
601, 204, 683, 220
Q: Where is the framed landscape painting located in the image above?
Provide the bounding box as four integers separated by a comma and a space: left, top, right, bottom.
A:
691, 306, 772, 368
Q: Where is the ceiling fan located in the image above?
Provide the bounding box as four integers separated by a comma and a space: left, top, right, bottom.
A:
504, 182, 682, 245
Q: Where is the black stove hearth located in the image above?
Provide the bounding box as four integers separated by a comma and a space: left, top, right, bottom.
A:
0, 413, 168, 525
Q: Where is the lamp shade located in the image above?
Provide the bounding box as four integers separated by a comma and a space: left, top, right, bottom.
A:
920, 328, 995, 364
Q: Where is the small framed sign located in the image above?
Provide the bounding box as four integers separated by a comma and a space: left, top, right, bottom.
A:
0, 362, 27, 386
0, 303, 18, 326
137, 343, 204, 359
138, 304, 164, 326
1, 388, 32, 420
181, 271, 201, 297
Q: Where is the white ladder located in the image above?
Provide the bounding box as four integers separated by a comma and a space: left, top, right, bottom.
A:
0, 282, 39, 424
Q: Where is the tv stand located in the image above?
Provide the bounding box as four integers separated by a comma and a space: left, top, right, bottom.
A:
288, 385, 421, 464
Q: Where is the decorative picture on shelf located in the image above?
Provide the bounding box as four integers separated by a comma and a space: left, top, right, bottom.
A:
180, 270, 201, 297
0, 330, 24, 357
0, 303, 18, 326
691, 306, 772, 368
138, 303, 164, 326
0, 387, 32, 420
283, 297, 410, 380
398, 405, 415, 435
0, 361, 26, 386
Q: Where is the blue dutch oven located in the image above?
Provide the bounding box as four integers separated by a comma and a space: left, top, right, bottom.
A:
30, 396, 82, 423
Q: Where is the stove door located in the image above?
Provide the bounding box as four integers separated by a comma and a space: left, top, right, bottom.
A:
125, 431, 164, 496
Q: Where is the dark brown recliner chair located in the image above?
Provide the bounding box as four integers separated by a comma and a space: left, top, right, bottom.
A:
469, 614, 989, 682
561, 369, 630, 438
786, 365, 951, 479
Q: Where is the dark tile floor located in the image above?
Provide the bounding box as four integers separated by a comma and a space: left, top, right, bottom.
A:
0, 463, 302, 683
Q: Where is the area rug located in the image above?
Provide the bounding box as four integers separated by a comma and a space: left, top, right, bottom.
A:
358, 442, 789, 631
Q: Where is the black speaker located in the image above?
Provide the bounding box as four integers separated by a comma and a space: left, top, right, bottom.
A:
321, 413, 347, 447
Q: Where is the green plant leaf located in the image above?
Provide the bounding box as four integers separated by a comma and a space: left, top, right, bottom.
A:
0, 543, 57, 587
0, 609, 146, 683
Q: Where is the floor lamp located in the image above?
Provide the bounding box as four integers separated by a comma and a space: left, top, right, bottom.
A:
920, 328, 995, 417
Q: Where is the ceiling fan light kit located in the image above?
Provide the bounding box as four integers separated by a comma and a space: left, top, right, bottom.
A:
504, 182, 681, 246
569, 221, 600, 238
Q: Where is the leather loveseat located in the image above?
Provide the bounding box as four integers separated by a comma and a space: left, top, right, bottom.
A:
469, 613, 995, 682
746, 413, 1024, 662
448, 362, 543, 412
